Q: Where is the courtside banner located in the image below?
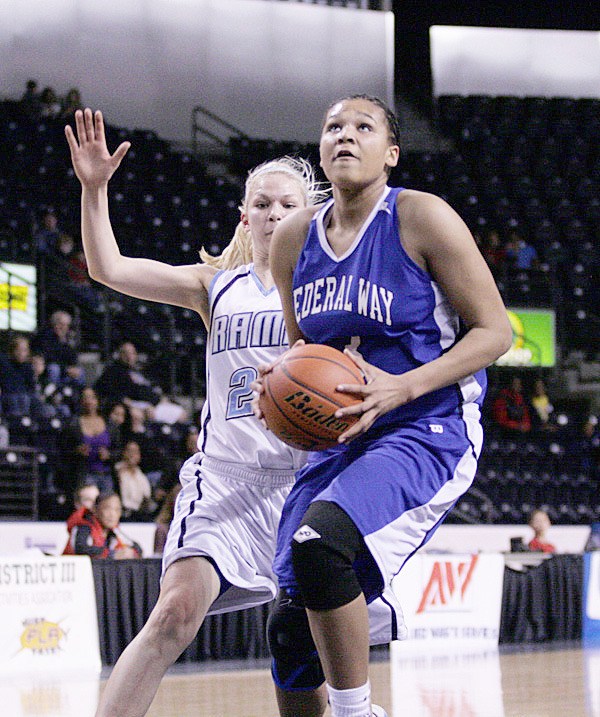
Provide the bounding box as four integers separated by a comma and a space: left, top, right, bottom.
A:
0, 554, 101, 674
392, 553, 504, 647
583, 552, 600, 643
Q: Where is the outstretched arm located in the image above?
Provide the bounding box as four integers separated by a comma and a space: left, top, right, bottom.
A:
65, 108, 214, 320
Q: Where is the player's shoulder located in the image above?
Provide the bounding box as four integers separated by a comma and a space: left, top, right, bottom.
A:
396, 188, 463, 231
396, 187, 451, 214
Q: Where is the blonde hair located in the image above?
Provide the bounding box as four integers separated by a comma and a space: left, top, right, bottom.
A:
199, 156, 329, 270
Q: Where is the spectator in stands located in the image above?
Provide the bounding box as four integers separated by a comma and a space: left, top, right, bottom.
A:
20, 79, 41, 119
31, 309, 85, 392
39, 86, 62, 119
152, 388, 188, 425
61, 87, 83, 119
527, 508, 556, 553
56, 232, 98, 307
68, 481, 100, 516
63, 490, 142, 559
529, 378, 557, 433
125, 403, 171, 491
60, 387, 114, 493
505, 230, 539, 271
106, 401, 130, 459
492, 375, 532, 436
0, 335, 40, 418
34, 209, 62, 254
30, 351, 71, 419
573, 415, 600, 479
114, 439, 157, 521
94, 341, 161, 413
481, 227, 507, 278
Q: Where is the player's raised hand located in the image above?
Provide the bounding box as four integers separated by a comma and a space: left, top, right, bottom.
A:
65, 108, 130, 188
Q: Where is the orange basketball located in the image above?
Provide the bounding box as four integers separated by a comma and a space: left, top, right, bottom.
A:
259, 343, 366, 451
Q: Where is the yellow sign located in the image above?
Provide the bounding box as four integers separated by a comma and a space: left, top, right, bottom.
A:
0, 283, 29, 312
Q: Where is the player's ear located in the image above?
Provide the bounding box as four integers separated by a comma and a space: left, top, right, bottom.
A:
385, 144, 400, 169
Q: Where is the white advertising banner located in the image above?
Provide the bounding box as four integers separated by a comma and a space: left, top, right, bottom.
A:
0, 553, 101, 675
392, 553, 504, 648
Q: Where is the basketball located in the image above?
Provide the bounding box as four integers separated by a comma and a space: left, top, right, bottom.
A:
259, 343, 366, 451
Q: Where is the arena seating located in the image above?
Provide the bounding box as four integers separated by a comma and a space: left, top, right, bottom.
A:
0, 95, 598, 525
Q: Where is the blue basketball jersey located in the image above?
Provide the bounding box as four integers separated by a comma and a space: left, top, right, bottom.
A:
292, 186, 487, 426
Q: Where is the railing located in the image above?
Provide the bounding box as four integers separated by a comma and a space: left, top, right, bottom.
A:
191, 104, 251, 153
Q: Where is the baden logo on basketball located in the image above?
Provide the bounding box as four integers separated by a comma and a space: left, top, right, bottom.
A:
259, 343, 366, 451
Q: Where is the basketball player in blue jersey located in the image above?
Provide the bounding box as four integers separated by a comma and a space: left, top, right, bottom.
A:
255, 95, 513, 717
65, 108, 334, 717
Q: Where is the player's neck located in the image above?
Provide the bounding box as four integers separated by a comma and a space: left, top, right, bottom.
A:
253, 257, 274, 289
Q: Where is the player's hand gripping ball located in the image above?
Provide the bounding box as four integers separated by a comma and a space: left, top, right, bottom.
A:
259, 343, 366, 451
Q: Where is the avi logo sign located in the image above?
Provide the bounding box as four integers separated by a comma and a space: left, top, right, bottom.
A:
392, 553, 504, 647
416, 556, 478, 613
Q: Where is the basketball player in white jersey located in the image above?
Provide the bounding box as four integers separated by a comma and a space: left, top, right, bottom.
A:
65, 108, 334, 717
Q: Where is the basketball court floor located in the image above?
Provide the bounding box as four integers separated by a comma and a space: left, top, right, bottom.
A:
4, 641, 599, 716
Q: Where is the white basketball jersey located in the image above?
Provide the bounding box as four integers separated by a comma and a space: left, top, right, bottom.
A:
197, 264, 306, 471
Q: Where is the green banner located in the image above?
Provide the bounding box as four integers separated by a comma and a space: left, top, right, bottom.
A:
495, 308, 556, 367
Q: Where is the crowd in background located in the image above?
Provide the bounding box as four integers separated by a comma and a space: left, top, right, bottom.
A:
0, 79, 599, 545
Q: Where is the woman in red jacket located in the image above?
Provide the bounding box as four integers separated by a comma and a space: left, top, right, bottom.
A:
63, 491, 141, 559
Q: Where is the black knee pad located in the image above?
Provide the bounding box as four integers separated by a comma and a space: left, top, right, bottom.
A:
291, 500, 363, 611
267, 590, 325, 691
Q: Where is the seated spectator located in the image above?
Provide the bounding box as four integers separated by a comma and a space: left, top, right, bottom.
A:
20, 79, 41, 119
68, 481, 100, 517
573, 415, 600, 478
34, 210, 62, 255
31, 352, 71, 419
39, 86, 61, 119
60, 387, 114, 493
529, 378, 557, 433
527, 508, 556, 553
95, 342, 161, 413
152, 388, 188, 425
153, 483, 182, 555
114, 440, 157, 521
153, 423, 198, 509
481, 227, 507, 278
62, 491, 142, 559
31, 309, 85, 394
61, 87, 82, 119
492, 376, 532, 436
106, 401, 130, 458
124, 404, 171, 491
0, 335, 40, 418
505, 230, 539, 271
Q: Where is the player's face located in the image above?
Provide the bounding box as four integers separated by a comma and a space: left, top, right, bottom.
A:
319, 98, 399, 188
243, 173, 305, 252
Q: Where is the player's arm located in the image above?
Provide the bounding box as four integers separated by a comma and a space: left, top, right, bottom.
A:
65, 108, 215, 321
397, 190, 512, 397
269, 207, 317, 345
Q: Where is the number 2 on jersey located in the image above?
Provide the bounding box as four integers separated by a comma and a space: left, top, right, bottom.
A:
226, 366, 258, 419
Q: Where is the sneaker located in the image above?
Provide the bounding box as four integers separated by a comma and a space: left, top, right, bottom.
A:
372, 706, 388, 717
